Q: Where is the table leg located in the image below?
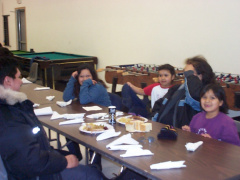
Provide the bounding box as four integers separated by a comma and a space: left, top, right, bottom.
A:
85, 147, 89, 165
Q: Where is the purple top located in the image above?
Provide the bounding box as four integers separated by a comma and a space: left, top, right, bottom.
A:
190, 111, 240, 146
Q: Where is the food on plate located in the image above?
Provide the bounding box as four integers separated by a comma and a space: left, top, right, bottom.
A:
133, 120, 144, 131
131, 116, 146, 121
117, 116, 147, 124
125, 120, 152, 132
82, 123, 108, 131
118, 117, 132, 123
140, 123, 152, 132
125, 121, 135, 132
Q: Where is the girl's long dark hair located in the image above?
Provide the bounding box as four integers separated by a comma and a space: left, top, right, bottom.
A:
73, 63, 107, 98
200, 83, 228, 114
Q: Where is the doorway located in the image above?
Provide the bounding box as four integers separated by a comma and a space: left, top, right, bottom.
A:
16, 8, 27, 51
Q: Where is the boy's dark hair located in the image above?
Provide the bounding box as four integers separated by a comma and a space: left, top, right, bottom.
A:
0, 47, 13, 56
185, 55, 215, 86
0, 56, 19, 85
74, 63, 107, 97
200, 83, 228, 114
158, 64, 175, 76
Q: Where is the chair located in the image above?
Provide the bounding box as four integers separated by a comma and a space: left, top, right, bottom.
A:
111, 77, 122, 96
26, 62, 38, 83
0, 156, 7, 180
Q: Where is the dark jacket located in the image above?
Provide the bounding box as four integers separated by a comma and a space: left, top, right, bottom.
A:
0, 86, 67, 180
152, 71, 202, 128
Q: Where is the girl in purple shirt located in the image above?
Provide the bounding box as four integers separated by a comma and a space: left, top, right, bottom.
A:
182, 84, 240, 146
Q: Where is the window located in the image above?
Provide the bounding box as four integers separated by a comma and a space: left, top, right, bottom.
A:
3, 15, 10, 46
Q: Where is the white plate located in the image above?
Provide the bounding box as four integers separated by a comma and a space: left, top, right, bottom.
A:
116, 116, 148, 125
79, 122, 114, 134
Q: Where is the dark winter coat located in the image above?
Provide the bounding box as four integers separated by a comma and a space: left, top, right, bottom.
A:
0, 86, 67, 180
152, 71, 202, 128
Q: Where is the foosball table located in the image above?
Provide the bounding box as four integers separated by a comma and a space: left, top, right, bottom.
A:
104, 64, 240, 111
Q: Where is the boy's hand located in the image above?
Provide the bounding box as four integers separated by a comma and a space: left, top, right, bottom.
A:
65, 155, 79, 169
182, 125, 191, 132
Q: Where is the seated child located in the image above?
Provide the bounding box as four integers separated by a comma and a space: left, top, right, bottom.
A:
182, 83, 240, 146
63, 63, 111, 169
122, 64, 175, 117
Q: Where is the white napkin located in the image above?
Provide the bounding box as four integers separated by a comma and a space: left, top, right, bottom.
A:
120, 147, 153, 157
33, 103, 40, 108
51, 111, 65, 120
63, 113, 85, 119
106, 133, 139, 148
56, 100, 72, 107
150, 161, 186, 170
116, 112, 124, 116
185, 141, 203, 152
59, 118, 84, 125
34, 107, 53, 116
87, 113, 107, 119
96, 129, 121, 141
46, 96, 55, 101
22, 78, 32, 84
34, 87, 50, 91
83, 106, 102, 111
109, 145, 143, 150
50, 111, 85, 120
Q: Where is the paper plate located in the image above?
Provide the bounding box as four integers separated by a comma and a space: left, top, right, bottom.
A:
79, 122, 114, 134
116, 116, 148, 125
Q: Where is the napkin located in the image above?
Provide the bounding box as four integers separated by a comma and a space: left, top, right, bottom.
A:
34, 87, 50, 91
46, 96, 55, 101
106, 133, 139, 148
33, 103, 40, 108
56, 100, 72, 107
51, 111, 65, 120
109, 145, 143, 150
50, 111, 85, 120
83, 106, 102, 111
22, 77, 32, 84
116, 112, 124, 116
63, 113, 85, 119
150, 161, 186, 170
34, 107, 53, 116
96, 129, 121, 141
59, 118, 84, 125
120, 147, 153, 157
185, 141, 203, 152
87, 113, 107, 119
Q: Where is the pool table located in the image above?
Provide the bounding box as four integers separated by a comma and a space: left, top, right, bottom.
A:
11, 50, 33, 55
14, 52, 98, 89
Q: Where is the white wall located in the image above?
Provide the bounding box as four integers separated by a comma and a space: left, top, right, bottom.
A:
1, 0, 240, 81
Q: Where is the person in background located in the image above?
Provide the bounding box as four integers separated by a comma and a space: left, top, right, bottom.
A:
121, 64, 175, 118
182, 83, 240, 146
63, 63, 111, 170
152, 55, 216, 128
0, 56, 108, 180
63, 63, 111, 107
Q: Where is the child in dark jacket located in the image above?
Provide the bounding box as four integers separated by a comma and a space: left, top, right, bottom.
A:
152, 55, 216, 128
182, 83, 240, 146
